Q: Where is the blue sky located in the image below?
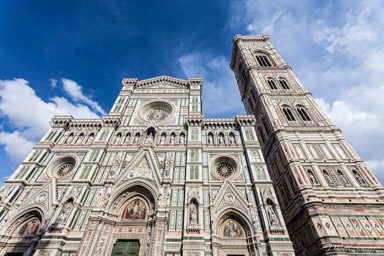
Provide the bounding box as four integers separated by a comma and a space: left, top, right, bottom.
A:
1, 0, 384, 184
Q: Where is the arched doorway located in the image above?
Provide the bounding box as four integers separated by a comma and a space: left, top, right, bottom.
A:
212, 211, 258, 256
78, 183, 162, 256
1, 209, 43, 255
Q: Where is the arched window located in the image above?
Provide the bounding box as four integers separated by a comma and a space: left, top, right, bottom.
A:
267, 79, 278, 89
337, 169, 350, 185
323, 169, 335, 185
279, 79, 290, 89
76, 133, 84, 144
255, 54, 272, 67
307, 170, 319, 185
297, 107, 311, 121
352, 169, 367, 186
65, 133, 74, 144
282, 107, 295, 121
85, 133, 94, 144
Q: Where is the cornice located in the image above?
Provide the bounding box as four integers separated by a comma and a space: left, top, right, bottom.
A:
235, 115, 257, 126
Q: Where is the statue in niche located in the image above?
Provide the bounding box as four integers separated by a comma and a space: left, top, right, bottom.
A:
189, 201, 198, 225
114, 134, 121, 144
134, 134, 140, 144
219, 134, 224, 144
160, 134, 166, 144
56, 200, 73, 227
124, 133, 131, 144
170, 134, 175, 144
208, 133, 214, 144
145, 131, 154, 143
266, 200, 280, 227
179, 133, 185, 144
229, 133, 235, 144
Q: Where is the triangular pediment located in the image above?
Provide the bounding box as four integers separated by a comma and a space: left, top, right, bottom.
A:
115, 148, 162, 188
212, 180, 250, 216
18, 181, 53, 213
135, 76, 190, 89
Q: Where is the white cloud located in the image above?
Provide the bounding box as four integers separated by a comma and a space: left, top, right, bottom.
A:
0, 78, 103, 163
50, 78, 57, 88
178, 53, 245, 117
62, 78, 106, 115
0, 131, 35, 163
227, 0, 384, 183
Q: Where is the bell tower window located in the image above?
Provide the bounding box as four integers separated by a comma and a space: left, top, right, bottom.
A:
283, 108, 295, 121
255, 55, 272, 67
267, 79, 277, 89
297, 107, 311, 121
279, 79, 290, 89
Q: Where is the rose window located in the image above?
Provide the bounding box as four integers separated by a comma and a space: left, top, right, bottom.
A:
210, 155, 240, 180
146, 108, 169, 122
55, 162, 75, 177
138, 100, 175, 124
216, 163, 234, 178
47, 155, 77, 179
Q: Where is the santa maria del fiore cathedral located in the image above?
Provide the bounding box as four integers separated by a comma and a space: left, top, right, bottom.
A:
1, 35, 384, 256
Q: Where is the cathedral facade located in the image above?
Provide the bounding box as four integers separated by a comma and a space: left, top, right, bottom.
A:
0, 34, 383, 256
0, 74, 294, 256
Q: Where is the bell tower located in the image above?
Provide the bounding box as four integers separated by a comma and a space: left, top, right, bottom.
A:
231, 34, 384, 255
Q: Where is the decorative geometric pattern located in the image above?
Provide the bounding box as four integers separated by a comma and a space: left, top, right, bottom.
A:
55, 162, 75, 177
146, 108, 169, 122
216, 163, 234, 178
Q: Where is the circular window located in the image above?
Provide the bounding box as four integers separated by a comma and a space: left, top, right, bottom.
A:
216, 163, 234, 178
210, 155, 240, 180
137, 100, 175, 124
146, 108, 169, 122
46, 155, 78, 179
55, 162, 75, 177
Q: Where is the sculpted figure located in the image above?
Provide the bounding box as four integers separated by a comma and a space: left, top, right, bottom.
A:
208, 134, 213, 144
219, 134, 224, 144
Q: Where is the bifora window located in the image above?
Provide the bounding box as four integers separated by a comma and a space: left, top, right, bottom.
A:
255, 54, 272, 67
267, 80, 277, 89
279, 79, 290, 89
297, 107, 311, 121
283, 108, 295, 121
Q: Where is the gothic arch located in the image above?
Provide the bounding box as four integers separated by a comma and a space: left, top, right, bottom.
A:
214, 208, 253, 237
107, 180, 159, 214
2, 207, 45, 236
81, 182, 161, 256
0, 208, 45, 255
212, 209, 258, 256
